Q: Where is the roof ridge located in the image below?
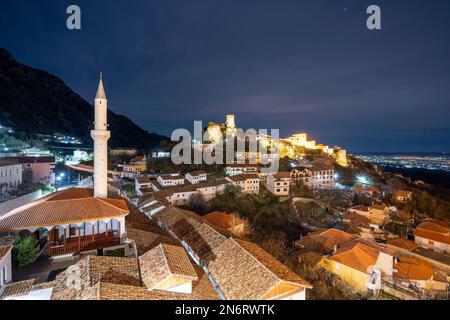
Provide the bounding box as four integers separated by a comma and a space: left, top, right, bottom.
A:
97, 198, 129, 212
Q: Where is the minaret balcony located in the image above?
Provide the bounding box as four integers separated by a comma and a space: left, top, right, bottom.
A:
91, 129, 111, 140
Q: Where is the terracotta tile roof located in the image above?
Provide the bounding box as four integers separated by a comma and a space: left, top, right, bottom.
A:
127, 227, 176, 255
135, 176, 153, 184
0, 244, 12, 261
139, 243, 197, 290
188, 170, 206, 176
154, 206, 311, 299
203, 211, 245, 230
342, 213, 371, 225
97, 262, 219, 300
141, 202, 165, 214
0, 160, 20, 167
225, 163, 258, 168
0, 236, 17, 246
387, 239, 419, 251
137, 193, 155, 207
227, 174, 259, 182
47, 188, 93, 201
0, 189, 129, 230
307, 164, 334, 172
417, 222, 449, 234
183, 223, 229, 260
204, 238, 310, 300
398, 211, 412, 219
235, 238, 311, 287
1, 279, 35, 299
414, 229, 450, 245
350, 205, 369, 212
301, 228, 354, 254
330, 240, 380, 274
393, 257, 438, 281
159, 175, 184, 181
31, 281, 55, 291
272, 172, 291, 179
51, 255, 141, 300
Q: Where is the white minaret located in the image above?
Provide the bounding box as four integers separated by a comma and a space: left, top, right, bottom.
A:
91, 73, 110, 198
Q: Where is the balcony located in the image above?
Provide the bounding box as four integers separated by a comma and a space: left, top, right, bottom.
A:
47, 231, 120, 257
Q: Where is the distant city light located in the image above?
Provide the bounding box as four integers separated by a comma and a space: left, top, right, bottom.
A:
56, 176, 62, 181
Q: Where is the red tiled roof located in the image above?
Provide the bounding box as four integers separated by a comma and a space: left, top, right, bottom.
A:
0, 188, 129, 230
417, 222, 449, 234
387, 239, 418, 251
0, 245, 12, 260
394, 257, 437, 281
0, 160, 21, 167
414, 229, 450, 245
342, 213, 371, 225
330, 240, 380, 274
307, 229, 354, 254
203, 211, 245, 230
350, 205, 369, 212
272, 172, 291, 179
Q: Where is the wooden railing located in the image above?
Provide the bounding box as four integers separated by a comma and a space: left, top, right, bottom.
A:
47, 231, 120, 257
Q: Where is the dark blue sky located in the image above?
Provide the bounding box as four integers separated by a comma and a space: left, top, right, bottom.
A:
1, 0, 450, 152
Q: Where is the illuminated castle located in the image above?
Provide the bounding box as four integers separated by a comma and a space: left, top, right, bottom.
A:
284, 132, 348, 167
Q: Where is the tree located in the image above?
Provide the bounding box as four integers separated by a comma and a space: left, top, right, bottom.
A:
14, 237, 39, 267
189, 193, 210, 215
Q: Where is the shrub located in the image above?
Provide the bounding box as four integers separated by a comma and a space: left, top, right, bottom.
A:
14, 237, 39, 267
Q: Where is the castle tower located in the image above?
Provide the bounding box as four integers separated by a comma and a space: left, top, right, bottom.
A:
91, 73, 110, 198
226, 115, 235, 129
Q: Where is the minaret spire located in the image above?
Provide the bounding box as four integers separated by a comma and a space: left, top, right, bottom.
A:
95, 72, 107, 100
91, 72, 111, 198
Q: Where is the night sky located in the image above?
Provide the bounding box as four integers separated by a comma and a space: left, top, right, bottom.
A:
1, 0, 450, 152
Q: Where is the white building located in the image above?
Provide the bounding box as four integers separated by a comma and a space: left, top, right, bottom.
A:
348, 205, 370, 218
290, 165, 335, 188
226, 174, 259, 194
414, 222, 450, 254
65, 150, 90, 164
224, 164, 258, 176
135, 176, 153, 196
0, 160, 22, 195
157, 175, 185, 187
0, 242, 13, 293
267, 172, 291, 196
153, 179, 231, 206
185, 170, 207, 184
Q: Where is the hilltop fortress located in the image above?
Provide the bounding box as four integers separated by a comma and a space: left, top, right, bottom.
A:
206, 115, 349, 167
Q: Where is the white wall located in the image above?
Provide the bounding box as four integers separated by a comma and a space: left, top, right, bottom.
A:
0, 163, 22, 194
282, 289, 306, 300
0, 248, 12, 290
